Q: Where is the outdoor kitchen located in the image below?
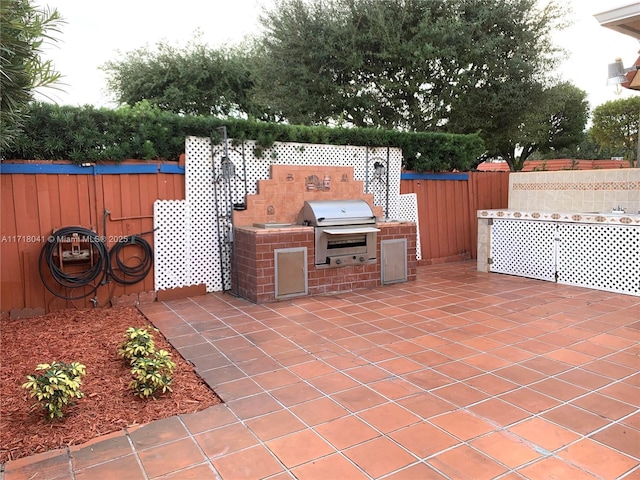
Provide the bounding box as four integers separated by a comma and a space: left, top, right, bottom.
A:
232, 165, 417, 303
153, 137, 419, 303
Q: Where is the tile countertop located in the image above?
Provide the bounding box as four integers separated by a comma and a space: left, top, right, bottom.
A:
477, 209, 640, 226
235, 220, 415, 232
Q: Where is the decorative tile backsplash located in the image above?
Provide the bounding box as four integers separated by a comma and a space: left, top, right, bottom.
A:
508, 169, 640, 213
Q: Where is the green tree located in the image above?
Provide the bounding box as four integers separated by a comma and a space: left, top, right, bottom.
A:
102, 36, 261, 118
589, 96, 640, 167
482, 82, 589, 171
0, 0, 64, 151
253, 0, 566, 135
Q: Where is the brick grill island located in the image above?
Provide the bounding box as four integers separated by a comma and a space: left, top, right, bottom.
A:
232, 165, 417, 303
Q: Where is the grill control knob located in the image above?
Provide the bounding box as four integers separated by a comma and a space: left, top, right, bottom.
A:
336, 259, 342, 265
359, 257, 365, 262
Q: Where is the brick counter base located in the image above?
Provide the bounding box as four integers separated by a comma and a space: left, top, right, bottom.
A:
233, 223, 416, 303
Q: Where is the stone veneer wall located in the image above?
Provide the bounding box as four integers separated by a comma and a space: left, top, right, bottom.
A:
508, 169, 640, 214
233, 164, 384, 226
233, 223, 417, 303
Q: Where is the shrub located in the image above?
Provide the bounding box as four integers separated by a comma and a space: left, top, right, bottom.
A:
22, 361, 86, 419
118, 326, 157, 365
129, 350, 176, 399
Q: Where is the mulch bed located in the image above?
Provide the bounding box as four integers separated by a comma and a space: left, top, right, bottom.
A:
0, 306, 221, 464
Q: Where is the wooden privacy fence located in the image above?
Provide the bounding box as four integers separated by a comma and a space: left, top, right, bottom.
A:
1, 161, 185, 316
401, 171, 509, 263
0, 163, 509, 315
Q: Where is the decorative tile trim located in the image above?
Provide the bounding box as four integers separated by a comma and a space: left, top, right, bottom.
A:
512, 181, 638, 191
477, 209, 640, 226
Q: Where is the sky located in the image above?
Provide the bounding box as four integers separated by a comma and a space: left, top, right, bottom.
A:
35, 0, 640, 114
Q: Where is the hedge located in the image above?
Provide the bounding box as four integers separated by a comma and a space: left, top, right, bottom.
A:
3, 101, 485, 172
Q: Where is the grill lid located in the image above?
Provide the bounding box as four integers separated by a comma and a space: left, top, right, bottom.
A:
299, 200, 377, 227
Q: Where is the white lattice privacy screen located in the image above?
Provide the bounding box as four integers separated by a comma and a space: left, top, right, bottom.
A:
154, 137, 419, 292
490, 219, 640, 296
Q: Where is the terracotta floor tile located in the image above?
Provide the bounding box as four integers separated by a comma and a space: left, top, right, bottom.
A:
469, 398, 530, 427
4, 450, 72, 480
433, 361, 484, 380
622, 412, 640, 430
573, 392, 637, 421
430, 410, 495, 441
384, 462, 448, 479
397, 392, 456, 419
557, 367, 612, 390
377, 357, 424, 375
128, 416, 189, 449
306, 371, 359, 394
517, 457, 600, 480
390, 422, 459, 458
252, 369, 300, 390
494, 364, 546, 385
491, 345, 535, 362
245, 410, 306, 441
569, 340, 616, 358
432, 382, 489, 407
510, 417, 580, 451
465, 373, 519, 396
158, 463, 219, 479
288, 359, 336, 379
266, 429, 335, 468
403, 368, 454, 390
291, 453, 369, 480
344, 364, 391, 384
545, 348, 595, 366
180, 405, 237, 434
462, 353, 511, 371
357, 403, 421, 433
270, 382, 323, 407
344, 437, 416, 478
427, 444, 507, 480
558, 439, 638, 479
289, 397, 349, 426
331, 386, 387, 412
434, 342, 478, 359
199, 364, 247, 384
195, 422, 259, 458
591, 423, 640, 459
71, 432, 132, 470
471, 431, 541, 468
213, 377, 264, 402
583, 359, 637, 380
599, 382, 640, 406
138, 438, 205, 478
75, 454, 146, 480
500, 387, 560, 414
236, 357, 282, 376
368, 377, 423, 400
529, 377, 588, 401
543, 404, 611, 436
520, 356, 572, 375
225, 392, 282, 420
212, 445, 283, 480
315, 415, 380, 449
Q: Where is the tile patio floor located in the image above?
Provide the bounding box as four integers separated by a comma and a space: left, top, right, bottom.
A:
3, 261, 639, 480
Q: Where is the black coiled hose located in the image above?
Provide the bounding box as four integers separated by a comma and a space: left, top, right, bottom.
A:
109, 235, 153, 285
39, 226, 108, 300
39, 228, 154, 300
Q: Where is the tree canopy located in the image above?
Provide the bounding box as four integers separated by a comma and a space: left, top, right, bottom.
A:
589, 96, 640, 167
100, 0, 586, 171
0, 0, 64, 151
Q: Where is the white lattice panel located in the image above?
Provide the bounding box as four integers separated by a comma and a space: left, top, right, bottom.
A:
398, 193, 421, 260
557, 223, 640, 296
154, 200, 190, 290
490, 220, 557, 281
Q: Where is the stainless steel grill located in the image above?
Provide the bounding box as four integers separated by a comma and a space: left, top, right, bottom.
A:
298, 200, 380, 268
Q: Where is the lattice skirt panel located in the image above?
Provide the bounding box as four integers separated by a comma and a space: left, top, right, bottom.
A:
490, 220, 557, 281
557, 223, 640, 296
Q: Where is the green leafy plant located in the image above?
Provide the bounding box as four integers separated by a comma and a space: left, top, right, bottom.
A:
118, 326, 157, 365
22, 361, 86, 419
129, 350, 176, 399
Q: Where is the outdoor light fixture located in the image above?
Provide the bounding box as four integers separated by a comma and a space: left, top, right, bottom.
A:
374, 161, 386, 178
607, 57, 639, 94
220, 156, 235, 180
